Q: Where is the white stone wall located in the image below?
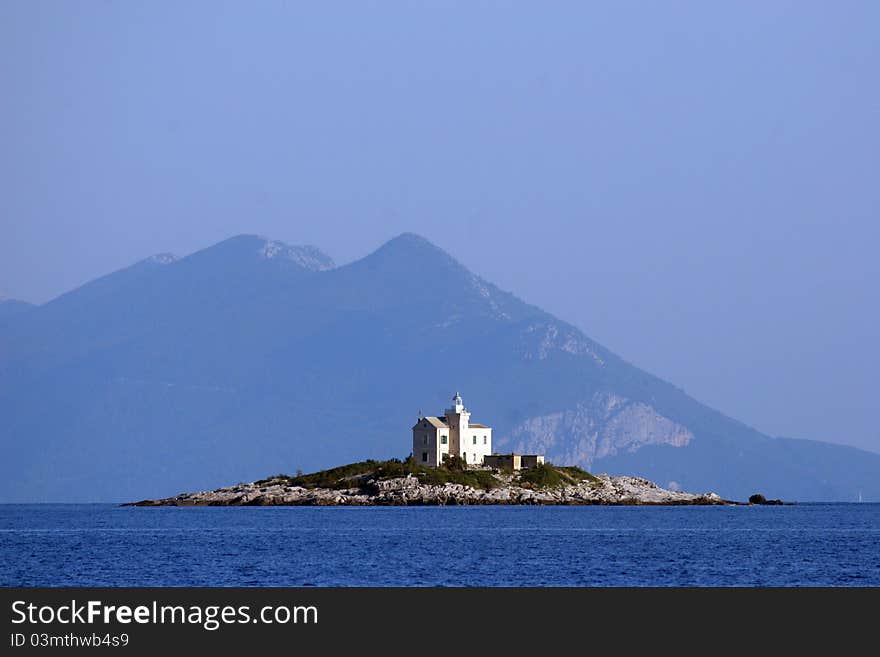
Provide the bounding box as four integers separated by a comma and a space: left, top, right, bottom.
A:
412, 421, 439, 466
412, 420, 450, 466
460, 426, 492, 465
437, 426, 450, 464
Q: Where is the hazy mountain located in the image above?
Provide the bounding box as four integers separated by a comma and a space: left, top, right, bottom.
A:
0, 299, 34, 321
2, 233, 878, 502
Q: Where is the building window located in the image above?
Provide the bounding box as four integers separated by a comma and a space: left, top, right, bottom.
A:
422, 452, 428, 462
483, 436, 487, 444
473, 436, 477, 445
440, 435, 447, 445
423, 435, 428, 445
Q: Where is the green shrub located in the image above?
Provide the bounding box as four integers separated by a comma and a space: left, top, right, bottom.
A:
254, 459, 597, 493
442, 455, 467, 471
284, 461, 383, 489
275, 458, 500, 491
555, 465, 600, 483
518, 463, 564, 488
254, 473, 292, 486
518, 463, 599, 489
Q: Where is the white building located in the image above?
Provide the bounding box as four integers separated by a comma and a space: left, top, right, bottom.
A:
412, 392, 492, 466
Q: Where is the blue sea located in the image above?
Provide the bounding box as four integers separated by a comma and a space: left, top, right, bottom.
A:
1, 504, 878, 586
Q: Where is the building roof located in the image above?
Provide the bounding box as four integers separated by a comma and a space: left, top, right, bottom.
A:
413, 416, 449, 430
412, 417, 491, 430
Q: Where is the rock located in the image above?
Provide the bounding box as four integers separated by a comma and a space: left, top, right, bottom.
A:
126, 474, 736, 507
749, 493, 785, 505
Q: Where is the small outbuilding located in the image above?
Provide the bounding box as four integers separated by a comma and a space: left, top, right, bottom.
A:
483, 453, 545, 471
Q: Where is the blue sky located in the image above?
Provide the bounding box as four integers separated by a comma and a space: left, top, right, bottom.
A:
2, 1, 878, 453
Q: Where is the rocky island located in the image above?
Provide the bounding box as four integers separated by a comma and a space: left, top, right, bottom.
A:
128, 459, 732, 506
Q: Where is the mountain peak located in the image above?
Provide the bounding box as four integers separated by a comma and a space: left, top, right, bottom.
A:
258, 240, 335, 271
343, 232, 540, 325
387, 232, 435, 247
380, 232, 449, 255
190, 235, 335, 272
368, 232, 460, 268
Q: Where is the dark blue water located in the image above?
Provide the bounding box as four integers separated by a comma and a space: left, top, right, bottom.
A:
2, 504, 878, 586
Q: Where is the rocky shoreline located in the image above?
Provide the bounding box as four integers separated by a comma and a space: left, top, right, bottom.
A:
127, 473, 732, 506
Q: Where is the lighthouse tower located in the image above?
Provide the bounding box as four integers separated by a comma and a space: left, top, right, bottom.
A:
445, 392, 471, 461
